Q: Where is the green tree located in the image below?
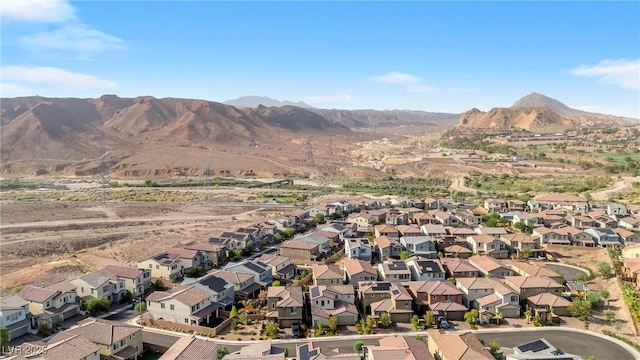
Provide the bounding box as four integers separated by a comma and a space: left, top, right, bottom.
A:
568, 298, 592, 320
399, 251, 412, 260
10, 286, 23, 294
217, 346, 229, 360
244, 240, 255, 255
0, 326, 8, 354
604, 309, 616, 322
488, 340, 501, 358
231, 318, 239, 333
85, 297, 110, 316
411, 315, 420, 330
327, 316, 338, 334
379, 312, 392, 328
272, 280, 282, 287
38, 321, 49, 335
263, 321, 279, 339
120, 290, 132, 304
464, 309, 479, 325
273, 233, 283, 244
153, 279, 166, 290
134, 301, 146, 312
283, 228, 296, 238
598, 262, 612, 278
230, 305, 238, 317
315, 322, 327, 336
493, 311, 503, 325
353, 340, 364, 354
521, 246, 533, 259
314, 213, 326, 225
423, 312, 435, 327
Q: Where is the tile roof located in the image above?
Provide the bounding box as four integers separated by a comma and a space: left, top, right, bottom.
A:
0, 295, 28, 310
159, 335, 218, 360
46, 281, 77, 293
102, 265, 145, 279
427, 330, 494, 360
147, 285, 213, 307
18, 286, 58, 303
509, 262, 561, 278
210, 270, 254, 286
455, 278, 515, 296
444, 245, 472, 253
74, 270, 115, 288
67, 318, 141, 345
280, 240, 319, 250
527, 293, 572, 308
441, 258, 480, 274
504, 276, 564, 290
469, 255, 508, 273
313, 264, 343, 280
343, 259, 377, 276
41, 333, 100, 360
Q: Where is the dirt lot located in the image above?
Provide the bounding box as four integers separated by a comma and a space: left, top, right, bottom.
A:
545, 245, 638, 339
0, 201, 289, 296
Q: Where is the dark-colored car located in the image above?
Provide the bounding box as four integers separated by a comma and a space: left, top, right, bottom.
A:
438, 316, 450, 329
292, 323, 301, 338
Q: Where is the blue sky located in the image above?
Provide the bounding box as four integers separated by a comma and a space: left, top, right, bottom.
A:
1, 1, 639, 118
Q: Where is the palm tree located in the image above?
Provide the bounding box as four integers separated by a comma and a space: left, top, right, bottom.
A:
524, 309, 532, 324
493, 311, 503, 325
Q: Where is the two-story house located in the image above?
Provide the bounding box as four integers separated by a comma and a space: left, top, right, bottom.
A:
194, 272, 235, 309
25, 332, 100, 360
427, 330, 494, 360
266, 286, 304, 328
440, 258, 481, 279
210, 270, 260, 300
466, 235, 509, 258
374, 236, 404, 261
443, 245, 473, 259
312, 264, 343, 286
347, 212, 374, 232
345, 237, 372, 261
374, 225, 399, 238
421, 224, 447, 239
468, 255, 514, 278
71, 270, 127, 303
377, 260, 412, 282
102, 265, 151, 298
532, 227, 571, 246
343, 259, 377, 288
309, 285, 358, 326
585, 228, 622, 247
397, 224, 425, 237
503, 276, 565, 307
619, 216, 640, 231
183, 242, 227, 269
406, 259, 445, 282
455, 277, 520, 322
358, 281, 413, 323
146, 284, 218, 326
499, 233, 545, 258
297, 233, 332, 255
224, 260, 273, 287
484, 199, 506, 213
258, 254, 297, 280
65, 317, 143, 360
508, 262, 564, 284
615, 228, 640, 245
430, 211, 458, 226
138, 252, 182, 281
279, 240, 321, 264
454, 210, 481, 227
400, 236, 437, 258
0, 295, 31, 341
408, 280, 466, 320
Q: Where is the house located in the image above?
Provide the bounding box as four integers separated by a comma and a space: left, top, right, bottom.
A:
503, 276, 565, 306
24, 332, 100, 360
484, 198, 506, 213
499, 234, 545, 258
455, 278, 521, 321
526, 293, 572, 317
0, 295, 31, 341
312, 264, 344, 286
70, 270, 127, 302
614, 228, 640, 244
532, 227, 571, 245
319, 222, 355, 240
396, 224, 424, 237
592, 214, 618, 229
309, 285, 358, 326
454, 210, 481, 227
297, 233, 332, 255
430, 211, 459, 226
377, 260, 412, 282
400, 236, 437, 258
210, 270, 260, 300
427, 330, 494, 360
266, 286, 304, 328
441, 258, 481, 278
425, 198, 441, 210
297, 342, 360, 360
366, 335, 434, 360
446, 227, 477, 238
279, 239, 321, 264
619, 216, 640, 231
358, 281, 413, 323
407, 280, 466, 320
183, 242, 227, 269
374, 224, 399, 238
138, 252, 182, 281
558, 227, 595, 247
421, 224, 447, 239
166, 248, 209, 273
374, 236, 404, 260
622, 258, 640, 289
474, 227, 509, 238
65, 317, 143, 360
159, 335, 218, 360
512, 213, 542, 227
622, 243, 640, 259
258, 254, 297, 280
102, 265, 152, 298
468, 256, 515, 278
412, 212, 437, 226
466, 235, 509, 259
225, 340, 285, 360
509, 262, 564, 284
146, 284, 218, 326
585, 228, 622, 247
406, 259, 445, 281
443, 245, 473, 259
17, 283, 80, 332
507, 338, 582, 360
386, 209, 410, 225
530, 194, 590, 212
347, 212, 374, 232
343, 259, 377, 288
344, 237, 372, 261
193, 272, 235, 309
507, 200, 527, 212
224, 260, 273, 287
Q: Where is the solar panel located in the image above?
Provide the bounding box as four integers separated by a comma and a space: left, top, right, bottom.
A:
373, 283, 391, 291
518, 339, 549, 353
392, 289, 400, 295
310, 287, 320, 298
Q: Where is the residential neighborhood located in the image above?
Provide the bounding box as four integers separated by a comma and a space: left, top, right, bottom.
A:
2, 193, 640, 359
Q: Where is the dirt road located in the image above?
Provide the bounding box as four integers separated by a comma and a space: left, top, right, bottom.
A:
590, 176, 639, 201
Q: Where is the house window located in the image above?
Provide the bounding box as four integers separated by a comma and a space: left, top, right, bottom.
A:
149, 264, 153, 268
156, 265, 159, 269
170, 304, 175, 311
120, 340, 125, 347
185, 319, 189, 323
291, 307, 297, 314
161, 303, 165, 309
81, 287, 84, 293
511, 296, 517, 302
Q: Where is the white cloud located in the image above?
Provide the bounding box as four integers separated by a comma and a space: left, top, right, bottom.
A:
570, 104, 639, 119
2, 65, 117, 89
369, 71, 421, 85
23, 24, 127, 60
0, 0, 75, 23
406, 84, 435, 94
303, 94, 353, 104
570, 59, 640, 90
1, 82, 35, 97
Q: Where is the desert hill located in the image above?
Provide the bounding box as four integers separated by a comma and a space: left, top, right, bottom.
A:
311, 108, 460, 130
457, 93, 636, 131
0, 96, 349, 177
223, 96, 314, 109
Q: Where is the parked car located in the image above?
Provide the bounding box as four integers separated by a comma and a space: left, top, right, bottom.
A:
438, 316, 450, 329
292, 323, 301, 338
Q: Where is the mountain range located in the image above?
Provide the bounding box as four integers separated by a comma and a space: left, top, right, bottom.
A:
0, 93, 636, 176
223, 96, 315, 109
